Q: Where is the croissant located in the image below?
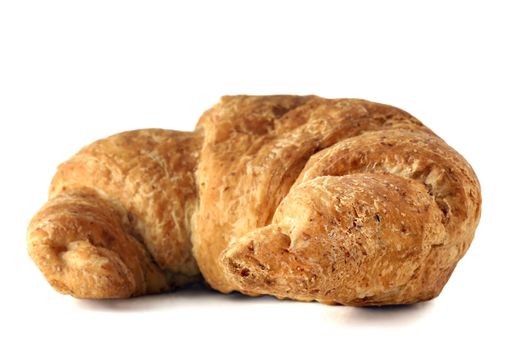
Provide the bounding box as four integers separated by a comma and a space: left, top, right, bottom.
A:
27, 95, 481, 305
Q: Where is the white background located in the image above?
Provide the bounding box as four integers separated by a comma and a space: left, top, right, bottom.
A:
0, 1, 523, 349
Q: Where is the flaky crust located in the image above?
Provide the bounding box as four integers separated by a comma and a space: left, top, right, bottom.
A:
27, 96, 481, 304
28, 129, 202, 297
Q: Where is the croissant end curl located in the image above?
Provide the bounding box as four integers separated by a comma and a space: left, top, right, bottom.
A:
27, 96, 481, 305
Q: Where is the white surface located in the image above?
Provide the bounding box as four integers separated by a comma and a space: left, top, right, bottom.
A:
0, 1, 523, 349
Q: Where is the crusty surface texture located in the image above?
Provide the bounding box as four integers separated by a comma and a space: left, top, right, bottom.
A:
27, 96, 481, 305
28, 129, 202, 297
194, 96, 481, 305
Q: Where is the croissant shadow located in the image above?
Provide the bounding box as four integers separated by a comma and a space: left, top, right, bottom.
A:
331, 300, 435, 326
73, 282, 277, 312
74, 280, 435, 323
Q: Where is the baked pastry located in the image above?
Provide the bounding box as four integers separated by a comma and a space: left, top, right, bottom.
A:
27, 96, 481, 305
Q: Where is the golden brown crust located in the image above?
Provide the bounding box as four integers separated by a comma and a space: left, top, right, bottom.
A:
28, 129, 202, 298
50, 129, 202, 280
27, 188, 168, 298
195, 96, 481, 304
27, 96, 481, 305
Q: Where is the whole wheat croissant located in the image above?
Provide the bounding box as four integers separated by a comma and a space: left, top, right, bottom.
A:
27, 96, 481, 305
